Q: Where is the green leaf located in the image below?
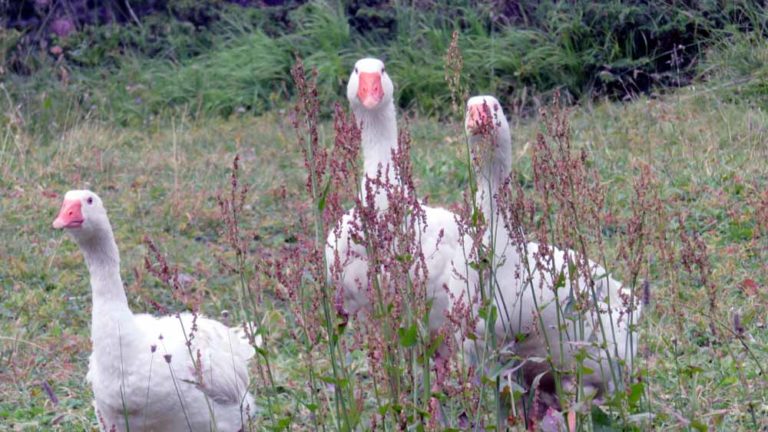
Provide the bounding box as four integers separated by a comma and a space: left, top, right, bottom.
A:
274, 417, 291, 430
398, 323, 418, 347
487, 304, 497, 324
426, 334, 445, 358
683, 364, 704, 377
317, 177, 332, 211
318, 375, 347, 387
691, 419, 708, 432
395, 253, 413, 264
591, 405, 613, 428
554, 271, 566, 289
568, 262, 578, 277
478, 304, 490, 320
472, 207, 485, 226
628, 382, 644, 407
478, 302, 498, 324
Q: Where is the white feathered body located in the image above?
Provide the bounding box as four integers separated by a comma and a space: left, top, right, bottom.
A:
326, 205, 463, 334
88, 310, 255, 432
451, 234, 641, 394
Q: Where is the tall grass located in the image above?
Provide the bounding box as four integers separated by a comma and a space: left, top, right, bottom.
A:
699, 31, 768, 107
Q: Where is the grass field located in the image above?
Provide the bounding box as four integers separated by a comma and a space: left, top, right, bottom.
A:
1, 63, 768, 430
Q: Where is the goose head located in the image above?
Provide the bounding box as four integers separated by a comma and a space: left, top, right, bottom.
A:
464, 95, 509, 138
53, 190, 111, 243
464, 96, 513, 199
347, 58, 394, 112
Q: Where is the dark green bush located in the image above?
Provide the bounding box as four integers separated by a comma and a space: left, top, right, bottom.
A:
2, 0, 766, 128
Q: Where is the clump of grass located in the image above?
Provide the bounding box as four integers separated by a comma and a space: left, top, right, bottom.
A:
699, 31, 768, 108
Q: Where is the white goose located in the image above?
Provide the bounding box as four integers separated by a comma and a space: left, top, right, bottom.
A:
325, 58, 461, 335
53, 190, 256, 432
451, 96, 641, 407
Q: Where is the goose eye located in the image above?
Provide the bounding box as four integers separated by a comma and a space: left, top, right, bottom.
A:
87, 197, 93, 205
381, 67, 385, 74
354, 67, 358, 74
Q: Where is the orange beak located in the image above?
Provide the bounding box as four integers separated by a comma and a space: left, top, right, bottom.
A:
357, 72, 384, 109
53, 199, 84, 229
466, 104, 491, 132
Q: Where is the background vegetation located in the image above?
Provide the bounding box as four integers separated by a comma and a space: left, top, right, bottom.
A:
2, 0, 767, 127
1, 0, 767, 430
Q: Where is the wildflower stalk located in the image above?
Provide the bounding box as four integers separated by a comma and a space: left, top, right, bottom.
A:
459, 117, 503, 429
538, 105, 625, 424
480, 166, 503, 430
216, 154, 279, 426
290, 58, 352, 431
722, 312, 762, 429
143, 237, 219, 428
163, 353, 194, 432
142, 345, 156, 431
446, 30, 502, 428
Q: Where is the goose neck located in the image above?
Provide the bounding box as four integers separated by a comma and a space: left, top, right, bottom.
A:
471, 129, 512, 221
77, 227, 136, 344
357, 103, 398, 180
